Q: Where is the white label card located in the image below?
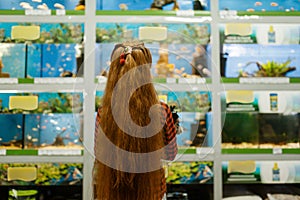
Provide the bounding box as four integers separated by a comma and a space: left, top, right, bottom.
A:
38, 149, 82, 155
0, 149, 6, 155
240, 77, 289, 84
25, 9, 51, 16
176, 10, 194, 17
0, 78, 18, 84
273, 148, 282, 155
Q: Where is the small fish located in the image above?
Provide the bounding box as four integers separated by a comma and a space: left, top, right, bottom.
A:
247, 8, 255, 12
254, 2, 262, 6
270, 2, 278, 6
54, 3, 65, 10
37, 3, 48, 10
32, 0, 42, 2
119, 3, 128, 10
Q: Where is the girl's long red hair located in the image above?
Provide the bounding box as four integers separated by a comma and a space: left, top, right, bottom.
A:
94, 41, 165, 200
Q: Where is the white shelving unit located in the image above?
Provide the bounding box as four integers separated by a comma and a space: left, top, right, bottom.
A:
0, 0, 299, 199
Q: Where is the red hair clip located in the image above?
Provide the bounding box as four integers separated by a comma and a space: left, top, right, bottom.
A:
120, 53, 125, 65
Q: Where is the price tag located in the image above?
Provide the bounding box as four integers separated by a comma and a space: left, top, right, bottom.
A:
273, 148, 282, 154
176, 10, 194, 17
34, 78, 77, 84
196, 147, 214, 155
0, 149, 6, 155
178, 77, 196, 84
166, 77, 176, 84
38, 149, 82, 155
0, 78, 18, 84
220, 10, 238, 18
56, 9, 66, 16
239, 77, 289, 84
25, 9, 51, 16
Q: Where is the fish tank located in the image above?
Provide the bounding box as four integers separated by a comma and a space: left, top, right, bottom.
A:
0, 92, 83, 150
219, 0, 299, 15
166, 161, 213, 184
95, 23, 211, 81
0, 0, 85, 12
166, 161, 214, 199
222, 160, 300, 199
0, 22, 84, 79
95, 91, 212, 148
221, 91, 300, 150
220, 23, 300, 79
0, 163, 83, 199
96, 0, 210, 11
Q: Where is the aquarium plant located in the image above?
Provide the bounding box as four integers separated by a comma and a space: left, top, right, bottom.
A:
239, 58, 296, 77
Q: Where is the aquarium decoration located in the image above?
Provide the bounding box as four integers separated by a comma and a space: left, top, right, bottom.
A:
239, 58, 296, 77
166, 161, 213, 184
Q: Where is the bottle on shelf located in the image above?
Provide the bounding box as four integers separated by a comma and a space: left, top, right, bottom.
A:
272, 162, 280, 181
268, 25, 276, 44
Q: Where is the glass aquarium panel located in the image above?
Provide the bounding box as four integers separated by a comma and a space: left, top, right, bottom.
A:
166, 161, 213, 184
220, 24, 300, 78
0, 162, 83, 185
0, 92, 83, 150
0, 0, 84, 11
0, 22, 84, 79
222, 160, 300, 199
96, 0, 210, 11
0, 162, 83, 200
221, 91, 300, 149
95, 23, 211, 79
96, 91, 212, 148
219, 0, 299, 13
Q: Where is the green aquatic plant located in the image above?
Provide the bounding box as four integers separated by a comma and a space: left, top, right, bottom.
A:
239, 58, 296, 77
96, 24, 125, 43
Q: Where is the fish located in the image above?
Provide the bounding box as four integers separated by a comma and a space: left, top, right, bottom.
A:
254, 2, 262, 6
54, 3, 65, 10
119, 3, 128, 10
247, 8, 255, 12
270, 2, 278, 6
32, 0, 42, 2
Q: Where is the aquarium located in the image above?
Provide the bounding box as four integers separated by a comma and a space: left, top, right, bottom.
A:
95, 23, 211, 79
0, 43, 26, 78
0, 92, 83, 150
222, 160, 300, 199
0, 0, 83, 11
158, 91, 212, 147
219, 0, 299, 12
96, 0, 210, 11
24, 113, 82, 149
221, 91, 300, 149
166, 161, 213, 184
0, 22, 84, 78
0, 114, 23, 149
220, 24, 300, 78
95, 90, 212, 148
0, 163, 83, 186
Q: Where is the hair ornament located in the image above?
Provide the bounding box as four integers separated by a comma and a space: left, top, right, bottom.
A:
120, 46, 132, 65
